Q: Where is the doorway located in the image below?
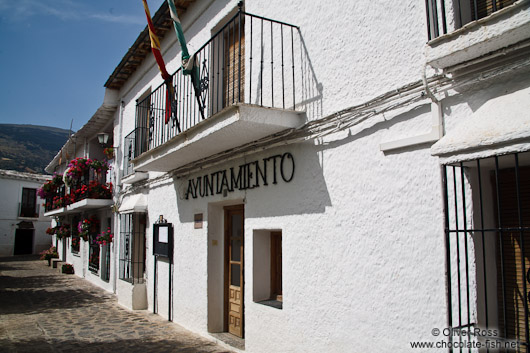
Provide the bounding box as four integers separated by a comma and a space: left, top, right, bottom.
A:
14, 229, 34, 255
224, 205, 244, 338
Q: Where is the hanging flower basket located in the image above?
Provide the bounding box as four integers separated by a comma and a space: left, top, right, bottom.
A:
55, 224, 71, 239
95, 228, 114, 246
78, 216, 99, 241
37, 173, 64, 199
103, 147, 115, 160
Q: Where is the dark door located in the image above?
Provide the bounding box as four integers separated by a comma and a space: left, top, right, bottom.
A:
14, 229, 34, 255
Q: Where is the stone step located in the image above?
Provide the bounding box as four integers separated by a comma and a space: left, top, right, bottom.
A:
51, 258, 63, 269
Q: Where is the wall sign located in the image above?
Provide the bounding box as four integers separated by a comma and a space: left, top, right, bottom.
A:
185, 152, 295, 199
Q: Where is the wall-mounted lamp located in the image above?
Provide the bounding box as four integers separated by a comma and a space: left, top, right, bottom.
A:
97, 132, 110, 147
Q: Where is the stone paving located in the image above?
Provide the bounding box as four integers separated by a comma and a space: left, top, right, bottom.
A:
0, 256, 235, 353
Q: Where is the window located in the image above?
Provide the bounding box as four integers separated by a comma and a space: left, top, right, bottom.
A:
20, 188, 37, 218
100, 217, 112, 282
88, 217, 100, 274
119, 213, 146, 284
443, 152, 530, 349
426, 0, 516, 40
253, 230, 283, 309
71, 216, 80, 254
136, 89, 151, 155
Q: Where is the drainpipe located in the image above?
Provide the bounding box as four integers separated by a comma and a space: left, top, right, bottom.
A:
379, 64, 444, 152
113, 99, 125, 295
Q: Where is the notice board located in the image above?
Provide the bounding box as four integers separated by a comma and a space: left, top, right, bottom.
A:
153, 222, 173, 258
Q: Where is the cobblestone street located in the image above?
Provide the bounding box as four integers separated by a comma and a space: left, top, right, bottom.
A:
0, 256, 234, 353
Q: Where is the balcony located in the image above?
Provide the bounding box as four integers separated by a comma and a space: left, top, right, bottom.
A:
42, 159, 113, 217
122, 128, 149, 184
425, 0, 530, 69
130, 10, 304, 173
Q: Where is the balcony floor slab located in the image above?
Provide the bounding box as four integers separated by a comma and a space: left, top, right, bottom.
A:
67, 199, 114, 212
133, 104, 305, 173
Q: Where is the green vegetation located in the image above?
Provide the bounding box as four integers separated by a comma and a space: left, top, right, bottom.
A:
0, 124, 70, 174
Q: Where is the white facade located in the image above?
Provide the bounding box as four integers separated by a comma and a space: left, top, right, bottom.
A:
46, 0, 530, 351
0, 169, 51, 256
42, 90, 118, 291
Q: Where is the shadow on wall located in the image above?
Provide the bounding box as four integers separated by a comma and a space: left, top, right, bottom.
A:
446, 64, 530, 116
298, 34, 324, 120
173, 141, 331, 221
249, 24, 323, 123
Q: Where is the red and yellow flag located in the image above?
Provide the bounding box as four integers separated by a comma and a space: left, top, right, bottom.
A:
142, 0, 178, 126
142, 0, 170, 81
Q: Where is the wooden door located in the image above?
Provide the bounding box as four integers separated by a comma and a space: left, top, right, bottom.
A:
223, 16, 245, 108
225, 205, 244, 338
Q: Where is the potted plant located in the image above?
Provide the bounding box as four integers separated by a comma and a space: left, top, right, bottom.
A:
40, 246, 58, 266
61, 263, 74, 274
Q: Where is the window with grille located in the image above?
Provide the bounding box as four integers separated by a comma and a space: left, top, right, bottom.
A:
119, 213, 146, 284
443, 152, 530, 352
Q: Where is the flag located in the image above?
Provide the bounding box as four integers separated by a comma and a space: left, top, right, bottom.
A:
142, 0, 180, 128
142, 0, 170, 81
167, 0, 204, 119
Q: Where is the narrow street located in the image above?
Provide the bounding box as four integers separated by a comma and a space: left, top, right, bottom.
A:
0, 256, 234, 353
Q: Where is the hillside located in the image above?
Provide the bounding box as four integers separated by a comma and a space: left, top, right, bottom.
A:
0, 124, 71, 174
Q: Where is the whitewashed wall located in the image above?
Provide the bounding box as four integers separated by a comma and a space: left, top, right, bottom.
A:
112, 0, 530, 351
0, 175, 51, 256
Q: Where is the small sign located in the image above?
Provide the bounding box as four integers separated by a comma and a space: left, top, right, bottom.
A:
159, 226, 168, 243
194, 213, 203, 229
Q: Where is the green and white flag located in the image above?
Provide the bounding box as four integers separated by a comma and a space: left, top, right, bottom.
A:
167, 0, 203, 118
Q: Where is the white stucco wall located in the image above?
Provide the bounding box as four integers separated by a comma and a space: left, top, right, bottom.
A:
110, 0, 530, 351
0, 173, 52, 256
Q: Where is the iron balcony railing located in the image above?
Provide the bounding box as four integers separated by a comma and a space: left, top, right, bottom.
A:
123, 128, 149, 177
45, 185, 66, 212
19, 202, 40, 218
135, 9, 300, 154
44, 165, 111, 212
70, 169, 111, 203
426, 0, 516, 40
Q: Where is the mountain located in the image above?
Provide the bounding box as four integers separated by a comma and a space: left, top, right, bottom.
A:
0, 124, 71, 174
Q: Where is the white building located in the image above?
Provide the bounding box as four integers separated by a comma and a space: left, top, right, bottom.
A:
43, 0, 530, 352
43, 91, 117, 290
0, 169, 51, 256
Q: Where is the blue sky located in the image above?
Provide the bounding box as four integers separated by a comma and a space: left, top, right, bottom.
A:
0, 0, 165, 132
